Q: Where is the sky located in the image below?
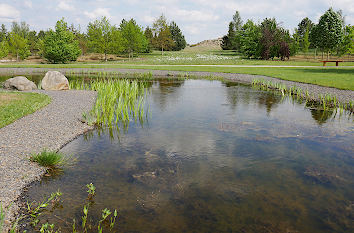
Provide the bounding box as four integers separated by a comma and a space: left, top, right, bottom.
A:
0, 0, 353, 44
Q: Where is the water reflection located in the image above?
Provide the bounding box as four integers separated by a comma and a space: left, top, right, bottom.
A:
23, 80, 354, 233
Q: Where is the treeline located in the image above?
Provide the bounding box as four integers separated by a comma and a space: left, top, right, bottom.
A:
0, 15, 186, 63
222, 8, 354, 60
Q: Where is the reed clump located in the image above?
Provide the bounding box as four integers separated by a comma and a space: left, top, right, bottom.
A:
252, 79, 353, 114
70, 79, 148, 128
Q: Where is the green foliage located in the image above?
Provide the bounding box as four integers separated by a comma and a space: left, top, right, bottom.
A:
23, 184, 118, 233
144, 26, 154, 53
42, 19, 81, 63
222, 11, 243, 51
239, 20, 261, 58
11, 21, 30, 39
0, 24, 7, 42
337, 25, 354, 56
315, 8, 344, 53
120, 19, 146, 58
8, 32, 30, 61
30, 149, 68, 168
152, 14, 174, 53
87, 16, 115, 61
169, 21, 186, 51
0, 40, 9, 58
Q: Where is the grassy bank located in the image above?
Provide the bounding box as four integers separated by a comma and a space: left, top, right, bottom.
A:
1, 64, 353, 90
0, 92, 51, 128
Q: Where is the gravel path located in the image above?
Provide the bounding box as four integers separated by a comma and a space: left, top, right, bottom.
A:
0, 90, 96, 231
0, 67, 353, 103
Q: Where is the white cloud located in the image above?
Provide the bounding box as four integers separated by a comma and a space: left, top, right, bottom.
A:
0, 4, 20, 22
57, 1, 75, 11
24, 0, 33, 8
84, 8, 111, 19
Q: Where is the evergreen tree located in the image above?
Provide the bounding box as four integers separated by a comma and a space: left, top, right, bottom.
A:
169, 21, 186, 51
144, 27, 154, 53
42, 19, 81, 63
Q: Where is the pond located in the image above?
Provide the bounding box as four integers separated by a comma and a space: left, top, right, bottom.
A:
22, 79, 353, 232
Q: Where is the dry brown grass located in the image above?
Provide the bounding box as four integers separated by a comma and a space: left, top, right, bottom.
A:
0, 93, 22, 106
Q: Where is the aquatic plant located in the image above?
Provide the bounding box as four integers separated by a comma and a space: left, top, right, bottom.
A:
30, 150, 71, 168
26, 191, 62, 227
86, 183, 96, 197
252, 78, 353, 114
71, 79, 148, 129
20, 184, 118, 233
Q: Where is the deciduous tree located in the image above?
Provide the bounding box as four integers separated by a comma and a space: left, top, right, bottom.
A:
8, 32, 30, 61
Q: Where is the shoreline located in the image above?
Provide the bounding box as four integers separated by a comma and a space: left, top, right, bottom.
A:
1, 69, 353, 231
0, 67, 353, 103
0, 89, 97, 231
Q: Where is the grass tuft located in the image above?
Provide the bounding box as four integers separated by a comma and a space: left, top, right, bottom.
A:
30, 150, 70, 168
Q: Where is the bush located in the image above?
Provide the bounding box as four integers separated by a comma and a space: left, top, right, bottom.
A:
42, 19, 81, 63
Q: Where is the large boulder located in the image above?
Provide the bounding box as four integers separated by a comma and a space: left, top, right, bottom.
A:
3, 76, 37, 91
41, 71, 69, 90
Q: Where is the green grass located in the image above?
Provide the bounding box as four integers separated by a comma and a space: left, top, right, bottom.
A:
0, 92, 51, 128
65, 65, 353, 91
30, 150, 67, 168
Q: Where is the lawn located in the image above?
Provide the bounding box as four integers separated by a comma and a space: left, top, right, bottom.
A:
0, 92, 51, 128
0, 49, 353, 90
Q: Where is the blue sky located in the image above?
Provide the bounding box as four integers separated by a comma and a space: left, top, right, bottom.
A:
0, 0, 353, 44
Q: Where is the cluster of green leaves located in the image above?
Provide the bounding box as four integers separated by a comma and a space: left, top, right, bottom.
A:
87, 17, 147, 60
145, 14, 186, 54
223, 8, 353, 59
42, 19, 81, 63
222, 12, 292, 60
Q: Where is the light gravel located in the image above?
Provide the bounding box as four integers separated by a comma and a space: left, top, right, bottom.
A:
0, 89, 96, 231
0, 67, 353, 103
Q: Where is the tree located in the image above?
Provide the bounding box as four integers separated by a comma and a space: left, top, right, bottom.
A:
8, 32, 30, 61
27, 31, 39, 54
239, 20, 261, 58
42, 19, 81, 63
0, 41, 9, 58
87, 16, 115, 61
169, 21, 186, 51
144, 27, 154, 53
337, 25, 354, 56
11, 21, 30, 38
297, 17, 313, 38
222, 11, 243, 51
0, 24, 7, 42
120, 19, 146, 58
152, 14, 174, 54
316, 8, 344, 59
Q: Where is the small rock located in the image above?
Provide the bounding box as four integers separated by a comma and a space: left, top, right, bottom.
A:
3, 76, 37, 91
41, 71, 69, 90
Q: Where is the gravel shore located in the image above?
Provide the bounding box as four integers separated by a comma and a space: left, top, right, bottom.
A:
0, 90, 96, 231
0, 67, 353, 103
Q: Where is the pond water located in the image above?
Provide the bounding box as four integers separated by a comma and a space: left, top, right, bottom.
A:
23, 79, 353, 233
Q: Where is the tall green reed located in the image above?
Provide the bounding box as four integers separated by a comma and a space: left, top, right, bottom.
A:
71, 79, 148, 129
